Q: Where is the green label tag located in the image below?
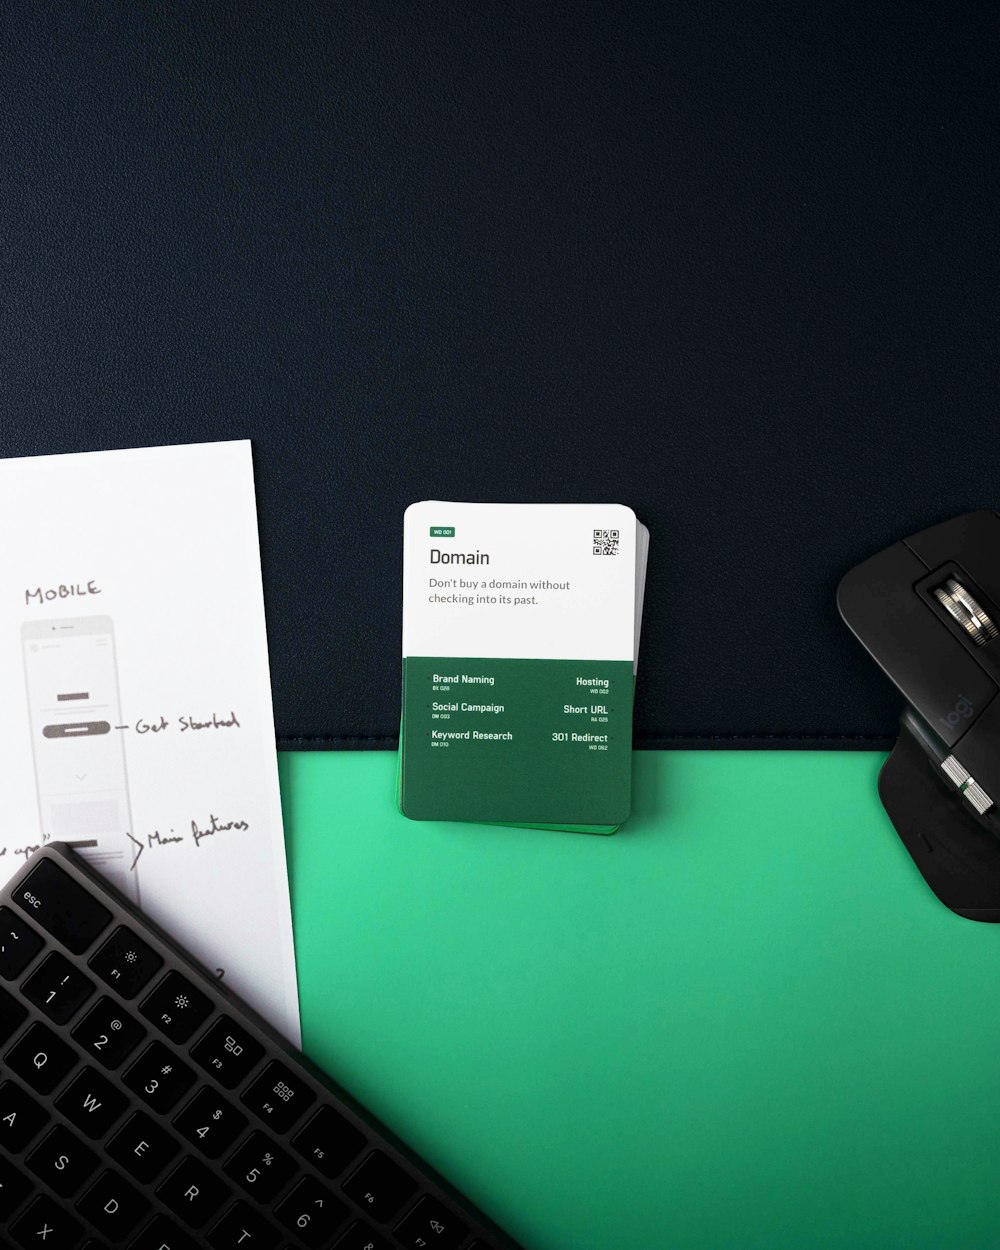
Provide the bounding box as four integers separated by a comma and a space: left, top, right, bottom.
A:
429, 526, 455, 537
400, 656, 634, 824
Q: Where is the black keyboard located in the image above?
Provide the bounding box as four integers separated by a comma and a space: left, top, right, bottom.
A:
0, 844, 521, 1250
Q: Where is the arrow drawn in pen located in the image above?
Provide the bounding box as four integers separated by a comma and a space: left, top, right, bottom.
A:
126, 830, 144, 872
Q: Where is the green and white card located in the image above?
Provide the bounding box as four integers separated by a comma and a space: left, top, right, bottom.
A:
400, 501, 649, 830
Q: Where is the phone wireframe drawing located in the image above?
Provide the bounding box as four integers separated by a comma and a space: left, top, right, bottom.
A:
21, 615, 138, 903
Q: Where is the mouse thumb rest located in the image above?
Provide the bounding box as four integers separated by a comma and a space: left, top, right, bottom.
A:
879, 709, 1000, 922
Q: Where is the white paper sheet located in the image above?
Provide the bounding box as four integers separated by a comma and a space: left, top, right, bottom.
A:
0, 441, 300, 1044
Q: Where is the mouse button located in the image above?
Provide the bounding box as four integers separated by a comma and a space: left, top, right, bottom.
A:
837, 545, 997, 748
836, 541, 927, 634
904, 509, 1000, 573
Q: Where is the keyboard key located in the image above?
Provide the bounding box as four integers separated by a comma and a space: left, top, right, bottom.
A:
15, 858, 111, 953
108, 1111, 180, 1183
0, 983, 29, 1042
22, 951, 94, 1023
333, 1223, 392, 1250
89, 925, 163, 999
56, 1066, 129, 1139
0, 1080, 48, 1151
173, 1086, 247, 1159
0, 906, 44, 979
72, 996, 146, 1068
11, 1192, 84, 1249
394, 1196, 469, 1249
208, 1200, 281, 1248
343, 1150, 418, 1223
224, 1130, 296, 1202
0, 1151, 32, 1218
158, 1155, 231, 1228
82, 1241, 111, 1250
6, 1021, 78, 1094
129, 1213, 200, 1249
76, 1168, 150, 1239
292, 1105, 366, 1178
140, 970, 212, 1043
123, 1041, 196, 1111
241, 1059, 315, 1132
190, 1016, 264, 1089
275, 1175, 348, 1247
27, 1124, 99, 1196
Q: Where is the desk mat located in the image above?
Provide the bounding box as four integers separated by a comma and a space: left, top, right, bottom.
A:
2, 2, 997, 749
286, 749, 1000, 1250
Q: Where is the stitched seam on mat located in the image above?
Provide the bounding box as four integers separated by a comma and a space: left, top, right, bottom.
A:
276, 732, 891, 745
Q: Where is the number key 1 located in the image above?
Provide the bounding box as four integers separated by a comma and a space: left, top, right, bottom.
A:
23, 952, 94, 1024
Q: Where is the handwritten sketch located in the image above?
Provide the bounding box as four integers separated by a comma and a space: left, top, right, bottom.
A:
22, 615, 138, 904
0, 442, 299, 1044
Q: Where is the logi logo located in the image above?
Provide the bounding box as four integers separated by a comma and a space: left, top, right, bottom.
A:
941, 695, 975, 730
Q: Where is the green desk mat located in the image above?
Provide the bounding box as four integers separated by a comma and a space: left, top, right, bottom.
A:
280, 750, 1000, 1250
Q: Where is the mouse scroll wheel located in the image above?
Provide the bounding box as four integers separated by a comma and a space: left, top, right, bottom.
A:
933, 578, 999, 646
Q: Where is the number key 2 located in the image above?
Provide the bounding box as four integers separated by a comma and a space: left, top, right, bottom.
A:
71, 997, 146, 1069
190, 1017, 263, 1089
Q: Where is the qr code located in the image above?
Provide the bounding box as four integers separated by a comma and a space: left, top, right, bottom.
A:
593, 528, 619, 555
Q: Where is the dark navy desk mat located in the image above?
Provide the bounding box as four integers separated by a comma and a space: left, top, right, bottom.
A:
2, 2, 997, 750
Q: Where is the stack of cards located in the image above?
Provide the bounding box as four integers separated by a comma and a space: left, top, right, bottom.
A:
399, 502, 649, 833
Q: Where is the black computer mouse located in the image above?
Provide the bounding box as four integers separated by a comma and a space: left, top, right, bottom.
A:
838, 510, 1000, 921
